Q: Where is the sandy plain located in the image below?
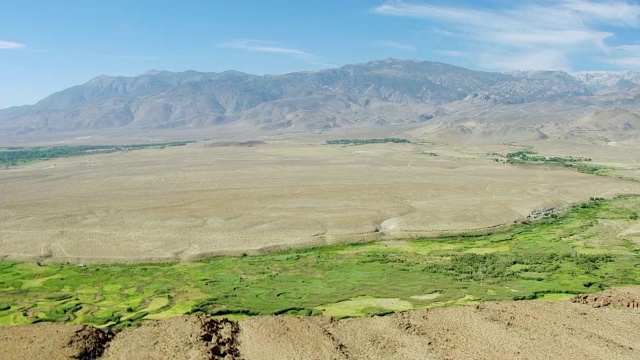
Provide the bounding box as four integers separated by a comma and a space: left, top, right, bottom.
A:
1, 134, 639, 262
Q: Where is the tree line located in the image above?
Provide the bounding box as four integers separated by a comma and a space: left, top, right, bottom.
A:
326, 138, 410, 145
0, 141, 195, 167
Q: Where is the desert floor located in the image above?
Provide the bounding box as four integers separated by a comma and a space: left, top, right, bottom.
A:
1, 134, 639, 263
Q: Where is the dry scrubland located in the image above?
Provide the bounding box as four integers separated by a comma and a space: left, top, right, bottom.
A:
1, 286, 640, 360
530, 138, 640, 182
1, 136, 639, 262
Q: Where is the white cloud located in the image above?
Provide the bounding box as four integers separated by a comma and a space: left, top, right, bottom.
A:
617, 44, 640, 53
374, 40, 416, 51
97, 54, 160, 61
218, 40, 312, 58
605, 44, 640, 69
437, 50, 466, 58
0, 40, 25, 49
487, 30, 611, 48
306, 61, 338, 68
373, 1, 640, 71
217, 39, 335, 69
432, 29, 454, 37
481, 49, 572, 72
561, 0, 640, 26
608, 57, 640, 68
374, 2, 490, 25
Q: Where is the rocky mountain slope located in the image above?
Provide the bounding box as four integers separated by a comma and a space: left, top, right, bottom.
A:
409, 106, 640, 145
1, 59, 639, 137
574, 71, 640, 93
537, 107, 640, 143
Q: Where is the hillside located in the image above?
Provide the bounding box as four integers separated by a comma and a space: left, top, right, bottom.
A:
2, 287, 640, 359
0, 59, 610, 136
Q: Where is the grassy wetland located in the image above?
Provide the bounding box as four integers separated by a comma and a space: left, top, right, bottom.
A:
1, 194, 639, 328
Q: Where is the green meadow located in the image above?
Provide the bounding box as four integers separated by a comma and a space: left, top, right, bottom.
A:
1, 195, 639, 328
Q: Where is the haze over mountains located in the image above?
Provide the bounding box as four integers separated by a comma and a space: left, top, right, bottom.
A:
1, 58, 640, 141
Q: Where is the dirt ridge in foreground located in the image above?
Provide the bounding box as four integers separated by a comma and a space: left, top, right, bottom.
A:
1, 286, 640, 360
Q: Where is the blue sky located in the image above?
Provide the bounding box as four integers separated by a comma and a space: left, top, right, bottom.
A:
1, 0, 640, 108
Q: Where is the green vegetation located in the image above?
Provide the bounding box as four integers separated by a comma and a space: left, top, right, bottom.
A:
571, 163, 609, 175
506, 150, 591, 164
0, 141, 195, 167
503, 150, 608, 175
1, 195, 639, 327
326, 138, 410, 145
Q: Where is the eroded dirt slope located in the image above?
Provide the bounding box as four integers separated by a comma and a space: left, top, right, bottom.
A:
0, 323, 113, 360
2, 287, 640, 359
101, 316, 240, 360
240, 287, 640, 360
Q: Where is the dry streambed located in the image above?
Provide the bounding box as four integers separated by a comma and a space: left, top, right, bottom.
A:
2, 287, 640, 360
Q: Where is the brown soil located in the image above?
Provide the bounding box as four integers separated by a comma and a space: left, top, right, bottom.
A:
0, 323, 112, 360
571, 286, 640, 309
240, 290, 640, 360
101, 316, 240, 360
2, 287, 640, 359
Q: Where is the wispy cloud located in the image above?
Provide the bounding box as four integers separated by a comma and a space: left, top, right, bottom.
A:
562, 0, 640, 26
97, 54, 160, 61
218, 40, 312, 58
218, 39, 335, 69
306, 61, 339, 68
374, 40, 416, 51
373, 1, 640, 71
605, 44, 640, 69
432, 29, 454, 37
481, 49, 572, 73
0, 40, 25, 49
437, 50, 466, 58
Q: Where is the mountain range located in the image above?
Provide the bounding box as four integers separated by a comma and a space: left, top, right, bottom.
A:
1, 58, 640, 137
